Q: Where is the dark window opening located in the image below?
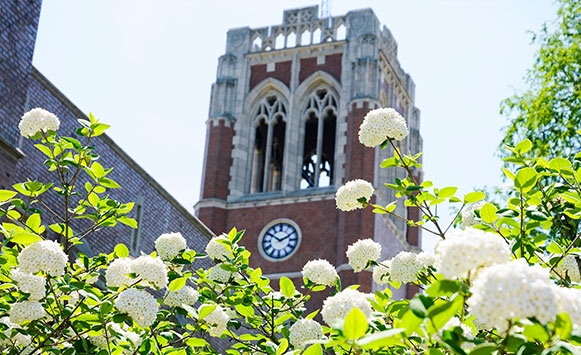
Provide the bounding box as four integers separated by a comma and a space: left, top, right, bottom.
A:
250, 95, 287, 193
300, 88, 337, 189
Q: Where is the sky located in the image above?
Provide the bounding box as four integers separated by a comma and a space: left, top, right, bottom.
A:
32, 0, 559, 250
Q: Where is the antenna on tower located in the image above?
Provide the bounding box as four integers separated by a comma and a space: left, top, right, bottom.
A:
320, 0, 331, 18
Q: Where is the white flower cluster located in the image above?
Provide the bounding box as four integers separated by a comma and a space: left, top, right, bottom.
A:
358, 107, 409, 147
335, 179, 374, 212
18, 240, 68, 276
155, 232, 187, 260
553, 254, 581, 283
389, 251, 425, 284
372, 260, 391, 285
9, 300, 46, 325
434, 228, 510, 279
461, 201, 485, 228
468, 259, 558, 330
554, 286, 581, 326
203, 305, 230, 337
164, 286, 199, 307
115, 288, 159, 328
18, 108, 60, 137
208, 264, 234, 283
289, 318, 323, 349
302, 259, 338, 286
11, 268, 46, 300
105, 256, 168, 289
205, 234, 233, 261
321, 288, 372, 327
88, 322, 142, 354
105, 258, 134, 288
0, 316, 31, 347
346, 238, 381, 272
131, 256, 168, 289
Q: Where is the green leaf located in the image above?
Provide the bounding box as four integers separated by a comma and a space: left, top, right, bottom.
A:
502, 168, 516, 181
114, 244, 129, 258
523, 322, 549, 343
99, 177, 120, 189
343, 307, 369, 340
514, 167, 537, 193
198, 304, 216, 320
464, 191, 485, 204
10, 232, 42, 245
480, 203, 498, 224
546, 242, 563, 255
0, 190, 17, 203
118, 216, 138, 229
279, 276, 295, 298
34, 143, 53, 158
235, 304, 254, 318
184, 338, 209, 348
380, 157, 399, 168
555, 313, 572, 340
549, 157, 572, 174
25, 213, 42, 233
276, 338, 288, 355
468, 344, 498, 355
91, 162, 105, 178
514, 139, 532, 155
438, 186, 458, 199
358, 328, 405, 349
426, 280, 461, 297
168, 277, 187, 292
302, 343, 322, 355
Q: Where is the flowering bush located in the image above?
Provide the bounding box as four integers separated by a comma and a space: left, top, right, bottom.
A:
2, 107, 581, 354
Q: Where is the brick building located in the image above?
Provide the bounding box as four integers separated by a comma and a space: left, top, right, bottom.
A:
196, 6, 423, 301
0, 1, 214, 260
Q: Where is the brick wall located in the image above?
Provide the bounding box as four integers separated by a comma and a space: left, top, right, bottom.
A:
10, 68, 214, 265
199, 119, 235, 201
249, 61, 292, 91
299, 54, 342, 84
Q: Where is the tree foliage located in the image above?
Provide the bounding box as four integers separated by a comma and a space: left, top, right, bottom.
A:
501, 0, 581, 158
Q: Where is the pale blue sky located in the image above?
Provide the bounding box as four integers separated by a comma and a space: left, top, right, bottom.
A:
33, 1, 558, 250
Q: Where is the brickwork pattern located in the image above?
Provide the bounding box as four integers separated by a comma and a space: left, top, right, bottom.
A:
248, 60, 292, 92
299, 54, 343, 84
0, 0, 41, 146
10, 69, 214, 266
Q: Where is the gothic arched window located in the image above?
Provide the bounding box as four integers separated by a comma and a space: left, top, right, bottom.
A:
250, 95, 287, 193
301, 88, 337, 189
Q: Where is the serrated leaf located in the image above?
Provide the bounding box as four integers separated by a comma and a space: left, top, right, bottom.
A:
114, 244, 129, 258
468, 344, 498, 355
118, 216, 138, 229
343, 307, 368, 340
280, 276, 295, 298
276, 338, 288, 355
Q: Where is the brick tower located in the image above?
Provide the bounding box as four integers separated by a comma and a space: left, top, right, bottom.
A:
196, 6, 422, 300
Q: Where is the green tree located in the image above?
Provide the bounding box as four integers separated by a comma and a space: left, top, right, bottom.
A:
501, 0, 581, 158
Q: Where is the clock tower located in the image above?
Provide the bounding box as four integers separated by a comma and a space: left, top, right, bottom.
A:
195, 6, 423, 300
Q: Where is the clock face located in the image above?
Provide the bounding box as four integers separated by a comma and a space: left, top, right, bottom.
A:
259, 221, 300, 261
